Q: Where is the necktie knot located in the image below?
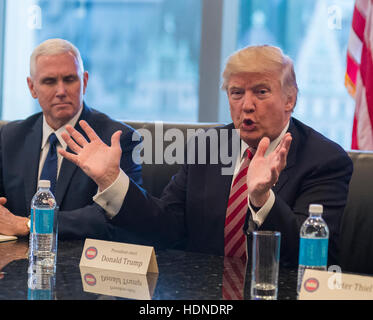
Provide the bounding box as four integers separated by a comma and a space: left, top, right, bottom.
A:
49, 133, 58, 146
246, 147, 255, 160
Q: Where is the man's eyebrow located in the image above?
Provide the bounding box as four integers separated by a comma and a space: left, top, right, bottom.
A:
253, 82, 270, 87
40, 76, 56, 82
248, 82, 272, 90
63, 74, 78, 78
39, 74, 78, 81
228, 85, 244, 91
251, 80, 271, 86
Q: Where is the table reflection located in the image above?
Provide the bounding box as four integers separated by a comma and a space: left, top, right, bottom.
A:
222, 257, 248, 300
0, 240, 298, 300
27, 272, 56, 300
0, 240, 28, 279
79, 266, 158, 300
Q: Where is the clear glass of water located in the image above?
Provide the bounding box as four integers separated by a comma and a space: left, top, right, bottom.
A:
250, 231, 281, 300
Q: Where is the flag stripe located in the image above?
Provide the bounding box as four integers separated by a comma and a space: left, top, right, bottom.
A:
347, 51, 360, 84
352, 4, 366, 40
356, 0, 370, 18
352, 113, 359, 149
360, 42, 373, 128
355, 77, 373, 149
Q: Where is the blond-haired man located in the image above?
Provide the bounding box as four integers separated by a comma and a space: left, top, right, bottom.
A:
60, 45, 352, 266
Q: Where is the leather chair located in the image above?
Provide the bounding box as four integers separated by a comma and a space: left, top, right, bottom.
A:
339, 151, 373, 274
125, 121, 223, 197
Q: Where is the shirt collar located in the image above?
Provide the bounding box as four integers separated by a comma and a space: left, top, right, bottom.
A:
240, 121, 290, 159
41, 106, 83, 150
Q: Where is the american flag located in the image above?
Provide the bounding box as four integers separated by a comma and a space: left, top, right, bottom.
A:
345, 0, 373, 150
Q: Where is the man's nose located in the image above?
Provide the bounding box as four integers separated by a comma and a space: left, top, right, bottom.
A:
242, 93, 255, 112
55, 80, 67, 97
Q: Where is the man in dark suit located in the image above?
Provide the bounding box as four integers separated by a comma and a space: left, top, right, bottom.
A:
0, 38, 142, 241
59, 45, 353, 266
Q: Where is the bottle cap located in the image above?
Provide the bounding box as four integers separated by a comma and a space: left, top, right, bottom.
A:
309, 204, 323, 215
38, 180, 50, 188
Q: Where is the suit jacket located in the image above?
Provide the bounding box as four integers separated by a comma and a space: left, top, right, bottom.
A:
0, 104, 142, 241
111, 118, 353, 266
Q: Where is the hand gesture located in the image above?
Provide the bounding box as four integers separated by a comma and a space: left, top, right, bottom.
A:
0, 241, 28, 277
0, 197, 29, 236
247, 133, 292, 207
59, 120, 122, 191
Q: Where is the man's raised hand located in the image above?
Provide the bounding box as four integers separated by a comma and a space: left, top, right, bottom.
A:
247, 133, 292, 207
59, 120, 122, 191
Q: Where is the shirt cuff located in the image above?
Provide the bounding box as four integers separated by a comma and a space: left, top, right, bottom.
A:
93, 169, 129, 219
248, 189, 275, 227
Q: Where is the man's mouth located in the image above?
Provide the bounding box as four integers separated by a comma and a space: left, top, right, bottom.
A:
242, 119, 256, 130
243, 119, 254, 125
53, 102, 72, 107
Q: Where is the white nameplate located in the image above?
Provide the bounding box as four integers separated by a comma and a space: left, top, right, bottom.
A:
80, 239, 158, 274
299, 269, 373, 300
80, 266, 158, 300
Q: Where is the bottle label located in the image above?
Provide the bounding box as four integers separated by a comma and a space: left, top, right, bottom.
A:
299, 238, 328, 267
31, 208, 54, 234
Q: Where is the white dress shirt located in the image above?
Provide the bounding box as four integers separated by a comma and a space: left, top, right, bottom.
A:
94, 122, 290, 226
38, 107, 83, 183
237, 122, 289, 227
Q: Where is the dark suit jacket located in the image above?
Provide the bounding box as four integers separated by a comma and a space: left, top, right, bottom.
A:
0, 104, 142, 241
112, 118, 353, 266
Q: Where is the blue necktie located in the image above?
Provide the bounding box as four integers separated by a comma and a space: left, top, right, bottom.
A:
40, 133, 58, 195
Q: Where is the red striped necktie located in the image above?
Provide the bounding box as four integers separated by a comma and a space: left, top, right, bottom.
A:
224, 148, 254, 260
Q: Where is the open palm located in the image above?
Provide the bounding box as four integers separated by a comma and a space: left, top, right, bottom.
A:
247, 133, 292, 207
59, 120, 122, 191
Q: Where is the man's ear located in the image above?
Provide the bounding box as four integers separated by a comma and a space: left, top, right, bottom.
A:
285, 91, 297, 113
82, 71, 89, 94
27, 77, 38, 99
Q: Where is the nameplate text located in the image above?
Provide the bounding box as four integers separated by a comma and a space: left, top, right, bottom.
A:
299, 269, 373, 300
79, 238, 158, 274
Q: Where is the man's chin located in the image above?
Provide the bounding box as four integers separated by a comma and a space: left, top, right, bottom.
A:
47, 111, 79, 129
239, 132, 261, 148
54, 106, 80, 118
55, 112, 75, 122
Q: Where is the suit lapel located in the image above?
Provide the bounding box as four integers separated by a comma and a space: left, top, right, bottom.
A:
55, 105, 92, 205
205, 119, 299, 208
55, 149, 77, 205
23, 116, 43, 213
207, 124, 240, 224
273, 118, 298, 194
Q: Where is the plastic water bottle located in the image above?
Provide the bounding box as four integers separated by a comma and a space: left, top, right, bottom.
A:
297, 204, 329, 293
27, 272, 56, 300
28, 180, 57, 274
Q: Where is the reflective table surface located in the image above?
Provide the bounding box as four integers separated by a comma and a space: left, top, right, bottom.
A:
0, 239, 297, 300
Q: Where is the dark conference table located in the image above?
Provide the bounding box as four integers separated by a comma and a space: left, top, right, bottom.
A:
0, 239, 298, 300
